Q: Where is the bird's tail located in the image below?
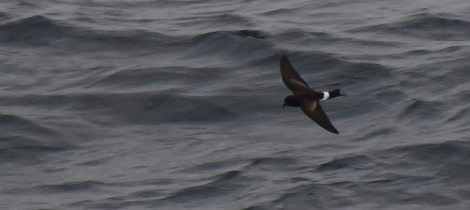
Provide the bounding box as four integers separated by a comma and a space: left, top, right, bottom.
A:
328, 89, 346, 99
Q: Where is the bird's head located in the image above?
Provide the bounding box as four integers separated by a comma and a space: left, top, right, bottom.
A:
283, 95, 300, 108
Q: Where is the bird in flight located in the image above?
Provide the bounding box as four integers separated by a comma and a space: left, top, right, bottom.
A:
280, 54, 344, 134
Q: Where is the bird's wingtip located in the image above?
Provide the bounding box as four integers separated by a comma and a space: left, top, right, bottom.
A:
280, 54, 291, 66
327, 127, 339, 134
280, 54, 288, 60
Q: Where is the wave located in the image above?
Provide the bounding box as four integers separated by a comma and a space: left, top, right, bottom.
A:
32, 180, 108, 193
350, 13, 470, 40
163, 170, 242, 201
0, 135, 66, 161
182, 29, 272, 60
0, 12, 8, 22
314, 140, 470, 179
182, 29, 269, 47
0, 113, 57, 136
243, 140, 470, 209
447, 106, 470, 124
341, 62, 393, 87
0, 15, 177, 53
189, 13, 254, 29
397, 99, 445, 122
0, 112, 66, 159
385, 140, 470, 162
0, 93, 242, 125
157, 156, 298, 208
0, 15, 68, 45
89, 66, 226, 90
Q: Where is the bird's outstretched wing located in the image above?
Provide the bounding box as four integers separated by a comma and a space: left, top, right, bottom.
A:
299, 99, 339, 134
280, 55, 312, 94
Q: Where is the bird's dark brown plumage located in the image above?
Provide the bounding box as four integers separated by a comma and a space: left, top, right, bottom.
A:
280, 54, 340, 134
280, 55, 310, 93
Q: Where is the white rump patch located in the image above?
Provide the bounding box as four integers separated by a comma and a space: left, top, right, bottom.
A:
321, 92, 330, 101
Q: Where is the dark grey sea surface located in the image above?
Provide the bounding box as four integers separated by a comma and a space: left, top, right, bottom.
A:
2, 0, 470, 209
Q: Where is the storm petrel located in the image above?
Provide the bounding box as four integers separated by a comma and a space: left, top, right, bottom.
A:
280, 54, 343, 134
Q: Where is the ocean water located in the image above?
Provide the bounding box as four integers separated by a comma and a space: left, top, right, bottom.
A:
1, 0, 470, 209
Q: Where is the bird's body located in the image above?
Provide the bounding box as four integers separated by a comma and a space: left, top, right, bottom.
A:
280, 54, 344, 134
